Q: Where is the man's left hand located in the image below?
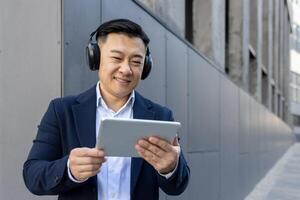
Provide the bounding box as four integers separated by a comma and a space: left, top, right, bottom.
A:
135, 136, 179, 174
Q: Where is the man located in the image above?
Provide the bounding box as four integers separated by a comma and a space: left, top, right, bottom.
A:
23, 19, 189, 200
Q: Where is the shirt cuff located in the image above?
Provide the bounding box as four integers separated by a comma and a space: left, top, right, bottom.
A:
67, 158, 88, 183
158, 146, 181, 179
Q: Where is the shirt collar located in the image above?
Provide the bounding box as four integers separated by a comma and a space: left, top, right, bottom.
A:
96, 81, 135, 111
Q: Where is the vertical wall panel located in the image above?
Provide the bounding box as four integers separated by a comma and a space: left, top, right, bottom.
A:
260, 107, 267, 153
238, 154, 250, 199
1, 0, 61, 199
165, 32, 188, 151
265, 110, 271, 155
249, 99, 259, 186
188, 49, 220, 152
63, 0, 101, 95
250, 98, 259, 154
189, 153, 220, 200
257, 105, 263, 154
256, 105, 263, 180
165, 31, 189, 200
260, 108, 267, 176
220, 76, 239, 200
239, 89, 251, 153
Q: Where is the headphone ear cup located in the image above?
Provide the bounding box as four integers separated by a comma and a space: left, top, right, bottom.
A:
141, 51, 152, 80
86, 41, 100, 71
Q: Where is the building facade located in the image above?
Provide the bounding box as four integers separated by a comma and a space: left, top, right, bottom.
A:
138, 0, 293, 124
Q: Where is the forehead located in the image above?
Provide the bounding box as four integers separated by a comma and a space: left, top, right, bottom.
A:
100, 33, 146, 53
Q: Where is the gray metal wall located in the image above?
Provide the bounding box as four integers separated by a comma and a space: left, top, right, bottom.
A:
0, 0, 61, 199
62, 0, 295, 199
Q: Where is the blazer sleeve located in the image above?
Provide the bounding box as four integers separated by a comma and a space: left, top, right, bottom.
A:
23, 99, 83, 195
157, 151, 190, 195
156, 109, 190, 195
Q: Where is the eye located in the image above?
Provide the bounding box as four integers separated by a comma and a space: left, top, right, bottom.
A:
111, 56, 121, 61
131, 60, 142, 67
110, 56, 122, 63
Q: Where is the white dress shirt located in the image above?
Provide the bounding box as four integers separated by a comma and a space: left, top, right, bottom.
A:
67, 82, 180, 200
96, 81, 134, 200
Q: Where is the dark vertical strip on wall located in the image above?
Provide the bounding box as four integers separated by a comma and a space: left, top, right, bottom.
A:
185, 0, 193, 44
225, 0, 230, 74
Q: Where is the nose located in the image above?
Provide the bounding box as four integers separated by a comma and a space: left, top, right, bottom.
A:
119, 61, 132, 76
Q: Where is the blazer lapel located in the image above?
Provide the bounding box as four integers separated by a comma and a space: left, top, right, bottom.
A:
72, 86, 97, 148
131, 92, 155, 196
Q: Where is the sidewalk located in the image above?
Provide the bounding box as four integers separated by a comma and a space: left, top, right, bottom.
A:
245, 143, 300, 200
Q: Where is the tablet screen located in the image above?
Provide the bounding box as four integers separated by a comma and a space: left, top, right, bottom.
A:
96, 118, 181, 157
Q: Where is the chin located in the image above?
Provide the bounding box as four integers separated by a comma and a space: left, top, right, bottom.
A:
114, 90, 131, 98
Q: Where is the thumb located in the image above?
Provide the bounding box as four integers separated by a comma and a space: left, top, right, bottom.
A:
172, 135, 180, 146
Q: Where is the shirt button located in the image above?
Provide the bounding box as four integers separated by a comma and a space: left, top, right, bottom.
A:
111, 193, 116, 198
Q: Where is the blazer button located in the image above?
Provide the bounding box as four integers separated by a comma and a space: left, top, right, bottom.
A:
55, 176, 60, 183
92, 187, 96, 193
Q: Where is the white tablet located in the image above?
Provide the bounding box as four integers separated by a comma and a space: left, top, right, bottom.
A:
96, 118, 181, 157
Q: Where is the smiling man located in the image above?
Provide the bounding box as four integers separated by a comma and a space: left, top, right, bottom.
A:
23, 19, 190, 200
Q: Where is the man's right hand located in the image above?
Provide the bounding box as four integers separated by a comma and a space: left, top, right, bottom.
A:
69, 147, 106, 182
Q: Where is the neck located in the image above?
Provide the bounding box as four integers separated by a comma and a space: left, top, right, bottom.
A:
99, 85, 130, 112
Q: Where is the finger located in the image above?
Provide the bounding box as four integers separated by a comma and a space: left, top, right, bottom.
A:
71, 148, 105, 157
76, 170, 100, 181
136, 146, 159, 169
172, 135, 180, 146
138, 139, 165, 157
148, 137, 173, 152
135, 144, 159, 163
70, 156, 106, 165
76, 163, 102, 173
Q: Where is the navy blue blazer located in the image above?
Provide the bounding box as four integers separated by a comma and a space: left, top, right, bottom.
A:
23, 85, 189, 200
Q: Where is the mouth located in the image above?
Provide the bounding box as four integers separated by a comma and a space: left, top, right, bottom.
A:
114, 76, 131, 84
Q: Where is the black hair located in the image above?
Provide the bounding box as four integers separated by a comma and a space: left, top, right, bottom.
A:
95, 19, 150, 47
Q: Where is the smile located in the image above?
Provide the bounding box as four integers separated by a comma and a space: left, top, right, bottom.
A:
114, 77, 131, 84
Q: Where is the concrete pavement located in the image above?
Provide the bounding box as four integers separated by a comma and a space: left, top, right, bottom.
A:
245, 143, 300, 200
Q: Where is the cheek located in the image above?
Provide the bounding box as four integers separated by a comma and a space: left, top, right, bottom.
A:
99, 66, 114, 80
134, 67, 143, 78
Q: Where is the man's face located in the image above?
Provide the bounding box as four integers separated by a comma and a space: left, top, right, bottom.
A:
98, 33, 146, 101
